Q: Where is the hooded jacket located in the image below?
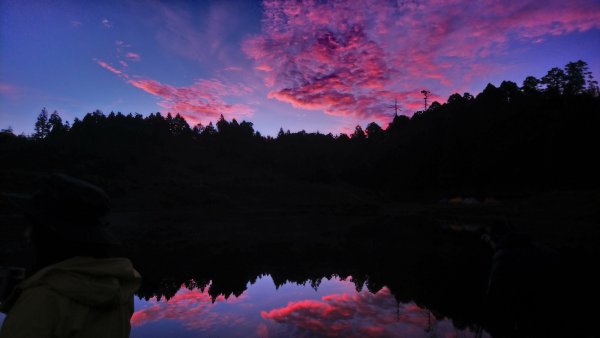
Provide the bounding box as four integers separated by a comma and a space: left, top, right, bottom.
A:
0, 256, 141, 338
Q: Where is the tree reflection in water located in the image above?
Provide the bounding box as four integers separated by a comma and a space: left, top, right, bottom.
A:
131, 275, 487, 338
127, 214, 597, 338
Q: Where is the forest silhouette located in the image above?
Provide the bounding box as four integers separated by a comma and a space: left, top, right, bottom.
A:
1, 60, 599, 197
1, 60, 600, 337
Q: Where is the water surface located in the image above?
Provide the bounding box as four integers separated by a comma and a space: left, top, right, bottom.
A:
131, 275, 485, 338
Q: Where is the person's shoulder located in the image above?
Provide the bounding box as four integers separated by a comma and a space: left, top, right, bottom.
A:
0, 285, 66, 337
56, 256, 140, 278
2, 286, 62, 323
16, 284, 63, 306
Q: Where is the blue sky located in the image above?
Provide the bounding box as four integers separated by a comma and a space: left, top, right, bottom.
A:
1, 0, 599, 136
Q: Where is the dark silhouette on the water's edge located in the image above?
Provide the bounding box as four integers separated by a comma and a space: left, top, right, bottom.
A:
1, 61, 599, 337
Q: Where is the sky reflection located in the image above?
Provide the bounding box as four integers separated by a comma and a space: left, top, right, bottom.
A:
131, 275, 487, 338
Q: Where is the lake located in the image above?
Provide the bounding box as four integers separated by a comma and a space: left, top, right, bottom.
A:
1, 210, 597, 337
130, 275, 486, 338
0, 275, 487, 337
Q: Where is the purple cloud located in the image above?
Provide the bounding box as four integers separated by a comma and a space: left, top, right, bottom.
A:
97, 59, 253, 125
244, 0, 600, 122
125, 52, 141, 62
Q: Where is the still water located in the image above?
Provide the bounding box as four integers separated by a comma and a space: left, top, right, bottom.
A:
0, 275, 485, 337
130, 275, 485, 338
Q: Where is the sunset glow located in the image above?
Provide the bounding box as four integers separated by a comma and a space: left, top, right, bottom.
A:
130, 276, 484, 338
1, 0, 599, 135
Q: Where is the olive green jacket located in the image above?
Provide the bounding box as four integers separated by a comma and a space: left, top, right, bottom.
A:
0, 257, 141, 338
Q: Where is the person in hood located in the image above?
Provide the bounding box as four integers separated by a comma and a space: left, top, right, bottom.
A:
0, 174, 141, 338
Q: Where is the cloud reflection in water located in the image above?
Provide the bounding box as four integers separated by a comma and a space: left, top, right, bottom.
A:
131, 276, 485, 338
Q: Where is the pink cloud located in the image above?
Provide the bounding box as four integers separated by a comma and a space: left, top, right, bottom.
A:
255, 65, 273, 72
127, 78, 253, 125
96, 60, 127, 78
337, 123, 358, 136
256, 323, 269, 338
97, 59, 253, 125
125, 52, 141, 62
261, 287, 435, 338
131, 286, 235, 330
244, 0, 600, 122
0, 83, 20, 99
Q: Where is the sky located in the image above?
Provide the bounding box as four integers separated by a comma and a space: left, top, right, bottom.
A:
1, 0, 599, 136
129, 275, 481, 338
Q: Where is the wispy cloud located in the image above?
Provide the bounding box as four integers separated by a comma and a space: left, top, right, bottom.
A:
0, 82, 21, 100
115, 40, 130, 48
244, 0, 600, 122
131, 286, 244, 329
101, 18, 112, 28
96, 59, 254, 125
125, 52, 141, 62
262, 287, 432, 338
139, 1, 258, 68
128, 78, 253, 122
114, 41, 140, 64
96, 60, 127, 77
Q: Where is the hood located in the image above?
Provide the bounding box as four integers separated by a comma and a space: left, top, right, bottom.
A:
18, 256, 141, 307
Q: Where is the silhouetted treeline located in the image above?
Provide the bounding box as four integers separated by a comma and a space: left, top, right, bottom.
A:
1, 60, 599, 196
